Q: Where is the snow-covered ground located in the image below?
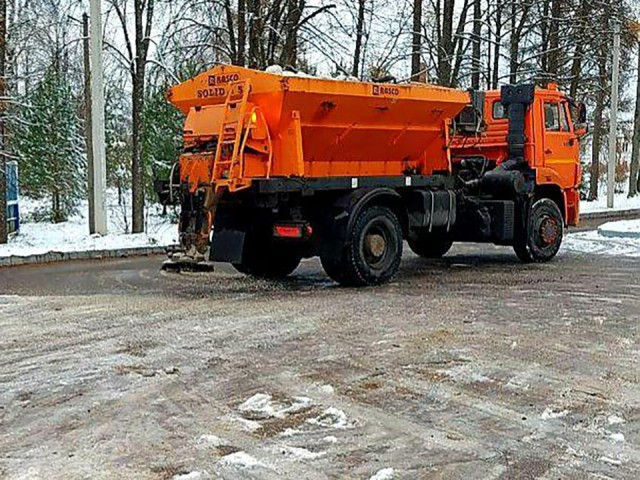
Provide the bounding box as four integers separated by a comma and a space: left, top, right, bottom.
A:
581, 193, 640, 214
564, 219, 640, 258
0, 193, 178, 258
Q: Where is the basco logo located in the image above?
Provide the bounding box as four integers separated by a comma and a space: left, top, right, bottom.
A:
372, 85, 400, 96
208, 73, 240, 86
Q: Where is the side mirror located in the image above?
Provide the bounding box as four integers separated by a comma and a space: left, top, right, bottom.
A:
576, 102, 587, 124
571, 101, 588, 137
575, 124, 588, 137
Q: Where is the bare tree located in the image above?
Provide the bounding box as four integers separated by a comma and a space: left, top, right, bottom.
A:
411, 0, 423, 80
0, 0, 6, 244
109, 0, 155, 233
629, 41, 640, 197
470, 0, 481, 89
352, 0, 366, 77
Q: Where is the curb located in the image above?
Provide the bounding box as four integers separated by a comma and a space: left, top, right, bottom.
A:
0, 246, 170, 268
598, 226, 640, 239
581, 208, 640, 221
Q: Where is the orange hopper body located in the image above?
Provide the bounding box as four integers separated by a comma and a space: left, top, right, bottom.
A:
167, 65, 470, 193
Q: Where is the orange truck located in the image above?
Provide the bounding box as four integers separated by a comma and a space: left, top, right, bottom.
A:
157, 65, 586, 286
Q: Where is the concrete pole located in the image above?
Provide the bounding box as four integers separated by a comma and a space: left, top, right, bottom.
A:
607, 21, 621, 209
89, 0, 108, 234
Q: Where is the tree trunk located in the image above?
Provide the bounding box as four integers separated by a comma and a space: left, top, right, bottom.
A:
247, 0, 263, 68
411, 0, 423, 81
471, 0, 481, 89
280, 0, 304, 68
224, 0, 238, 64
546, 0, 561, 78
131, 0, 154, 234
509, 0, 529, 84
492, 0, 501, 89
83, 13, 95, 235
0, 0, 6, 244
589, 87, 605, 201
237, 0, 246, 66
352, 0, 366, 78
438, 0, 455, 86
629, 43, 640, 197
568, 0, 590, 98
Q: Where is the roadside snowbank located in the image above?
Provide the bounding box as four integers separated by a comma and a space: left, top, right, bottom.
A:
0, 194, 178, 258
564, 219, 640, 257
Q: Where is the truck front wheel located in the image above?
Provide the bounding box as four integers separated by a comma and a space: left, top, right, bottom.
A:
321, 206, 403, 286
408, 234, 453, 258
513, 198, 563, 263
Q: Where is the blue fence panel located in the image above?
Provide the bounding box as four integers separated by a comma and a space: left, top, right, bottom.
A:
5, 161, 19, 233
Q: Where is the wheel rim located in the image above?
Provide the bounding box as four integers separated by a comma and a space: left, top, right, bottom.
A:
537, 215, 560, 246
361, 222, 391, 268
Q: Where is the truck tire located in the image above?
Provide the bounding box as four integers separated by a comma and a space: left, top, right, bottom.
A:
408, 234, 453, 258
513, 198, 563, 263
233, 236, 301, 278
321, 206, 403, 286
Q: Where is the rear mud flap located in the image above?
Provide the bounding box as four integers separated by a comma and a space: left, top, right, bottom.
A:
210, 229, 246, 263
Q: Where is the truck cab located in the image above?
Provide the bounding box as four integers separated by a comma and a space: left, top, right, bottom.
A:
451, 83, 586, 227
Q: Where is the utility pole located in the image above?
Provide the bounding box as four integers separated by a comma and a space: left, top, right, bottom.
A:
607, 21, 621, 209
89, 0, 108, 234
0, 0, 7, 245
83, 13, 95, 234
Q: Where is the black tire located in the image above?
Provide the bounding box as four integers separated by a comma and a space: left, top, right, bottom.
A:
321, 206, 403, 286
513, 198, 563, 263
233, 236, 301, 278
408, 234, 453, 258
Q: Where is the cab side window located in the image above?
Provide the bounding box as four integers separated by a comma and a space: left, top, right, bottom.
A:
492, 101, 507, 120
559, 103, 570, 132
544, 102, 560, 131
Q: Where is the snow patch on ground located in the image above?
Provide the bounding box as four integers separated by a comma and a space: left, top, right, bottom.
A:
599, 219, 640, 238
541, 407, 569, 419
599, 456, 623, 466
318, 384, 335, 395
445, 364, 492, 384
370, 467, 395, 480
276, 445, 326, 460
226, 415, 262, 432
238, 393, 313, 419
563, 219, 640, 258
306, 407, 353, 429
173, 471, 210, 480
609, 432, 625, 442
196, 434, 227, 447
608, 414, 625, 425
1, 193, 177, 258
218, 451, 267, 469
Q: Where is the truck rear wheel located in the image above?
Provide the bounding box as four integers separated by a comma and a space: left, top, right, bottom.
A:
233, 236, 301, 278
321, 206, 403, 286
408, 234, 453, 258
513, 198, 563, 263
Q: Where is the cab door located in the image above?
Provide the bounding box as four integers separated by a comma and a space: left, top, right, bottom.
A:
542, 100, 580, 188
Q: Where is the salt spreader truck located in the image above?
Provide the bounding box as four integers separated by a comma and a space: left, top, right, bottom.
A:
156, 65, 586, 286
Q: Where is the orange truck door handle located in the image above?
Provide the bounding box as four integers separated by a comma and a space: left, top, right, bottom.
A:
545, 149, 552, 154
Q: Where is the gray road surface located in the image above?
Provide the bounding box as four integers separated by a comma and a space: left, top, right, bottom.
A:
0, 245, 638, 479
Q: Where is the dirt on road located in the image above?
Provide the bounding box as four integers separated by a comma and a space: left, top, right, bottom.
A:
0, 245, 638, 479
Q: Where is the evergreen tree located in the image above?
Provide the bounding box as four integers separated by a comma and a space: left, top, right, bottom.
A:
143, 85, 183, 197
13, 70, 86, 223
